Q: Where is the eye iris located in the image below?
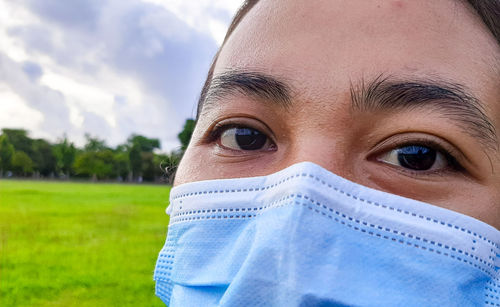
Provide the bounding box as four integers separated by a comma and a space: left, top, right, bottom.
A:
235, 128, 267, 150
397, 145, 436, 170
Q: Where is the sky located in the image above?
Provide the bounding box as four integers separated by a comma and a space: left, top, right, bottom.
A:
0, 0, 241, 151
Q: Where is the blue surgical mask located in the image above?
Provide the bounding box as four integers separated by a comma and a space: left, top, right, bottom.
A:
154, 162, 500, 306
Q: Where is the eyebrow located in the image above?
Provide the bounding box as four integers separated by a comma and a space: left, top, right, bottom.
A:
200, 70, 497, 151
350, 75, 498, 150
200, 70, 292, 113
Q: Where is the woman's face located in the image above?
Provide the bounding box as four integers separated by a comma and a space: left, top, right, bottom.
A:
175, 0, 500, 228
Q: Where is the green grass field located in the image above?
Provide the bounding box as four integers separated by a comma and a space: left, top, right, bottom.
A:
0, 179, 170, 306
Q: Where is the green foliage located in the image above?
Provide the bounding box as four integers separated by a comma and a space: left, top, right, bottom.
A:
127, 134, 160, 153
11, 151, 34, 176
0, 179, 169, 306
141, 151, 156, 181
126, 135, 161, 180
83, 134, 108, 152
1, 128, 33, 157
53, 137, 76, 177
113, 150, 131, 180
128, 145, 142, 179
74, 136, 118, 180
178, 119, 195, 151
0, 134, 15, 172
0, 128, 181, 182
32, 139, 57, 176
73, 150, 116, 180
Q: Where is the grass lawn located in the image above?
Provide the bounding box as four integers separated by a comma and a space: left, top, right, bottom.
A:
0, 179, 170, 306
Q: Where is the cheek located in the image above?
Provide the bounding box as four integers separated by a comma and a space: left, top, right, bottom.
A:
174, 121, 215, 186
352, 161, 500, 229
480, 186, 500, 229
465, 192, 500, 230
173, 148, 208, 186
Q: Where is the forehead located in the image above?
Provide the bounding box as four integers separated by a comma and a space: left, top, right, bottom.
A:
214, 0, 499, 101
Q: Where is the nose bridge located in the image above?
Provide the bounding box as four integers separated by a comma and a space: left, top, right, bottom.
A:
274, 94, 355, 180
280, 130, 350, 179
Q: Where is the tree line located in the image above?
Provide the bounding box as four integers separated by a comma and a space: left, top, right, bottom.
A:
0, 119, 195, 183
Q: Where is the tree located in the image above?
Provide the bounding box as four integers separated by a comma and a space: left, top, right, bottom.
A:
11, 151, 34, 176
73, 150, 115, 180
0, 127, 187, 182
1, 129, 33, 157
53, 137, 76, 177
127, 134, 160, 152
178, 119, 195, 151
0, 134, 15, 175
141, 151, 156, 181
95, 150, 116, 179
32, 139, 57, 177
83, 134, 108, 152
74, 136, 119, 180
113, 148, 130, 180
127, 134, 160, 181
129, 144, 142, 180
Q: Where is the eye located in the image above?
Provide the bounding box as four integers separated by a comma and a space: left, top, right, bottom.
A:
377, 144, 454, 172
218, 126, 275, 151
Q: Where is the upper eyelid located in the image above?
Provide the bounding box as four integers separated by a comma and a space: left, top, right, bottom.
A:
389, 140, 455, 157
370, 134, 468, 163
208, 117, 277, 142
371, 137, 469, 175
372, 143, 469, 179
384, 143, 458, 168
214, 125, 273, 144
373, 140, 454, 161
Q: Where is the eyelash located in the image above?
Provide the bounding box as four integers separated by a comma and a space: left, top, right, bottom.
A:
205, 122, 465, 175
207, 123, 241, 143
372, 137, 464, 175
205, 122, 275, 147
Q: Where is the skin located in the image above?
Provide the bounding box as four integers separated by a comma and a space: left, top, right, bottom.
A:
175, 0, 500, 228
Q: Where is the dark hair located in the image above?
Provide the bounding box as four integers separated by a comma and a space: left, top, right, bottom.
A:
197, 0, 500, 118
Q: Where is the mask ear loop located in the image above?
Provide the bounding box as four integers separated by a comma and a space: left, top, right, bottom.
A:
166, 203, 174, 215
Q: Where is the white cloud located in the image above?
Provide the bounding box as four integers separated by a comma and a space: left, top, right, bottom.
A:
0, 85, 45, 134
208, 18, 230, 46
0, 1, 33, 62
0, 52, 73, 141
0, 0, 241, 151
140, 0, 241, 44
40, 72, 116, 127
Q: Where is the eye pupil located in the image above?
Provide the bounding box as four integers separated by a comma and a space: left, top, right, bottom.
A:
397, 145, 436, 170
235, 128, 267, 150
